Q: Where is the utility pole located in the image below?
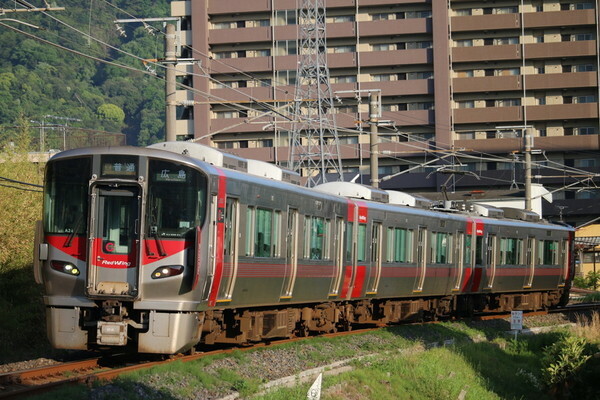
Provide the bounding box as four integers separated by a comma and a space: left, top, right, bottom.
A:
369, 92, 380, 188
497, 125, 534, 212
114, 17, 182, 142
524, 126, 533, 212
165, 23, 177, 142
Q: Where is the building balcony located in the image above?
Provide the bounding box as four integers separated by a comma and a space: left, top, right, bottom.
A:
451, 9, 596, 33
454, 105, 523, 124
358, 17, 430, 37
527, 72, 598, 90
454, 75, 521, 93
211, 86, 275, 102
525, 9, 597, 29
452, 13, 520, 32
209, 56, 272, 74
454, 134, 600, 154
527, 103, 599, 121
453, 44, 520, 63
210, 116, 274, 134
361, 48, 431, 67
361, 79, 433, 97
209, 26, 271, 45
525, 41, 598, 60
453, 72, 598, 93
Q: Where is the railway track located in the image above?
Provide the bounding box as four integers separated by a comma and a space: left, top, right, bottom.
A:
1, 302, 598, 399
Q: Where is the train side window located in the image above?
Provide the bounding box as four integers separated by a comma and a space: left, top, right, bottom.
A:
386, 227, 413, 263
304, 216, 327, 260
245, 207, 255, 256
357, 223, 367, 262
273, 210, 281, 258
475, 236, 484, 265
500, 238, 523, 265
430, 232, 452, 263
464, 235, 472, 266
538, 240, 558, 265
345, 222, 353, 261
255, 208, 273, 257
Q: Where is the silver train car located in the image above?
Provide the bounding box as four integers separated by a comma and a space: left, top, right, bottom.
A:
34, 143, 574, 354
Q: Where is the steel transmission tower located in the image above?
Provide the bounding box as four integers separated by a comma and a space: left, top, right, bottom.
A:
289, 0, 343, 187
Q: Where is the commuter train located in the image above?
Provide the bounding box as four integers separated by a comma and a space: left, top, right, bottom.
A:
34, 142, 574, 354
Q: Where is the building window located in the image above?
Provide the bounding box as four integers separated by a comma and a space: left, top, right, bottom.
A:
330, 15, 355, 23
407, 71, 433, 80
372, 43, 396, 51
454, 9, 472, 16
574, 64, 596, 72
275, 40, 297, 56
330, 45, 356, 53
331, 75, 356, 83
494, 37, 519, 45
406, 41, 432, 49
456, 131, 475, 140
497, 68, 520, 76
496, 98, 521, 107
457, 100, 475, 109
371, 13, 395, 21
455, 39, 473, 47
371, 73, 396, 82
405, 10, 432, 19
455, 70, 474, 78
574, 95, 597, 104
575, 127, 597, 135
274, 9, 297, 26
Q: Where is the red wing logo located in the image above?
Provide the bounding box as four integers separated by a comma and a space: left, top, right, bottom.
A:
104, 241, 115, 253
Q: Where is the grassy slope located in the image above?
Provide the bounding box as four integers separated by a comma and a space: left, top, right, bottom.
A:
0, 155, 48, 362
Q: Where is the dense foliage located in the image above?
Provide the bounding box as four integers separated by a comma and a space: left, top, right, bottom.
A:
0, 0, 170, 147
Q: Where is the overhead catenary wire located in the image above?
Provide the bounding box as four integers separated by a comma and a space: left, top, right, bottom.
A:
3, 2, 598, 199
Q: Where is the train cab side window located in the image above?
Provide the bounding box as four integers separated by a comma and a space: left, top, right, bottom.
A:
44, 157, 91, 235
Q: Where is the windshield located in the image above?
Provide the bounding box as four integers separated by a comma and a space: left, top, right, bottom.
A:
44, 157, 91, 235
147, 159, 207, 239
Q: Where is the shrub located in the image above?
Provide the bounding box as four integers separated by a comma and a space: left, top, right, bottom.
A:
541, 335, 591, 398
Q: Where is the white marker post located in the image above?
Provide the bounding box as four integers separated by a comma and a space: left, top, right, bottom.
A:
510, 310, 523, 340
307, 373, 322, 400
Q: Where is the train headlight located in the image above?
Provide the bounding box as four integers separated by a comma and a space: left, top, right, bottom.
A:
151, 265, 184, 279
51, 261, 80, 276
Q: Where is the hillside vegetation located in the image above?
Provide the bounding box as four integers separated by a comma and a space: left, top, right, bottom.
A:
0, 0, 169, 147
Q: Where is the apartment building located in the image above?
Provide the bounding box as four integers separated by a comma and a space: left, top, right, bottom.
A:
170, 0, 599, 223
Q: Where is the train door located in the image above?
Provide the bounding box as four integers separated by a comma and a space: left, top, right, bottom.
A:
87, 184, 141, 298
329, 216, 345, 296
216, 198, 239, 302
452, 232, 465, 291
558, 239, 569, 287
281, 208, 299, 299
413, 226, 427, 292
485, 234, 497, 289
524, 237, 536, 288
366, 222, 382, 294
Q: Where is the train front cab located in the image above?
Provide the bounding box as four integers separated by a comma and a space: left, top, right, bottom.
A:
34, 150, 209, 353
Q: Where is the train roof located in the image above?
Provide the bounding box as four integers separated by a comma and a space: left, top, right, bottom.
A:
48, 146, 573, 231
